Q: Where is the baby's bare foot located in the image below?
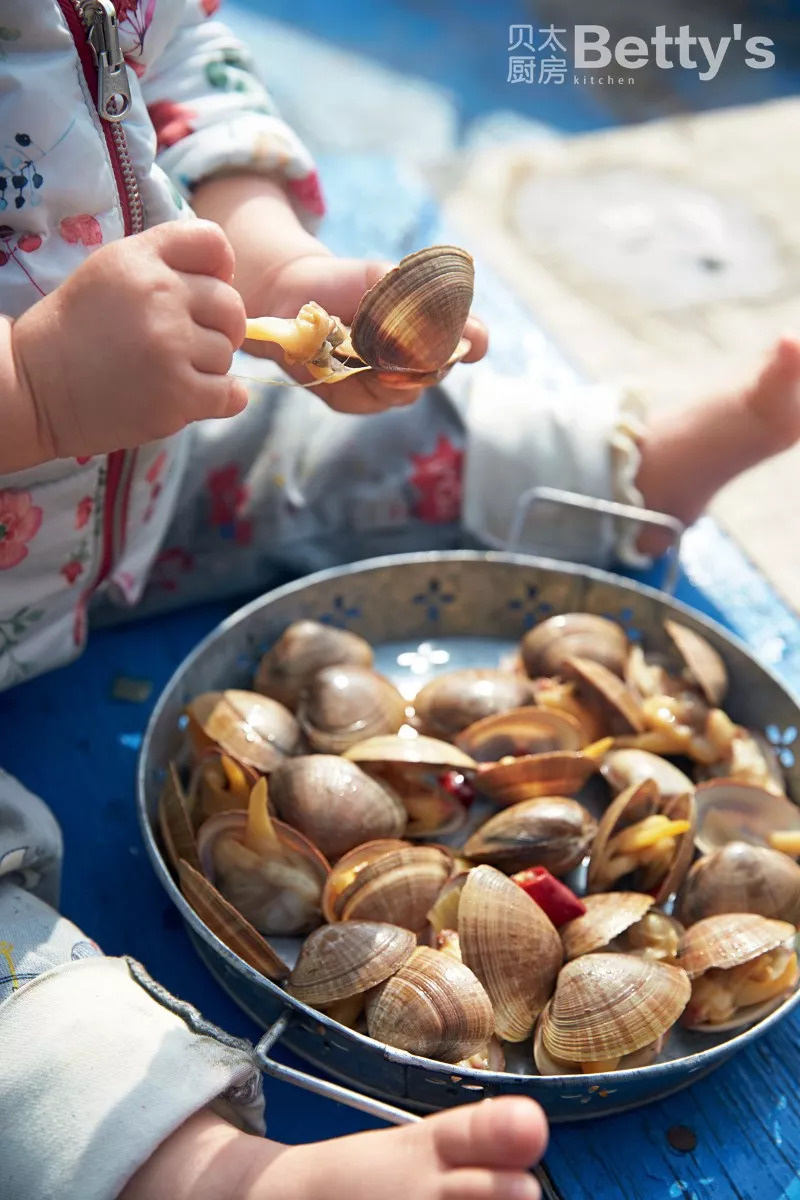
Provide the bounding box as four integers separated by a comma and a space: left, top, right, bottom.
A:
744, 335, 800, 455
247, 1097, 548, 1200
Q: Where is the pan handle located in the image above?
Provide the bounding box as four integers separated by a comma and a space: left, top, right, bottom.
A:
506, 486, 685, 596
254, 1010, 560, 1199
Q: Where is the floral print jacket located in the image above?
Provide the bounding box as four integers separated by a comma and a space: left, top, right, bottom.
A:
0, 0, 321, 689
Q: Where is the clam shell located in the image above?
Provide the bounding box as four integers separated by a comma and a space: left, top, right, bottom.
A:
413, 669, 534, 742
458, 864, 562, 1041
186, 689, 302, 773
677, 912, 797, 978
335, 844, 453, 932
366, 945, 494, 1064
456, 706, 585, 761
427, 871, 469, 934
521, 614, 629, 680
587, 781, 695, 903
540, 953, 691, 1063
297, 666, 408, 754
159, 762, 200, 873
664, 620, 728, 707
534, 1010, 667, 1076
601, 748, 694, 802
350, 246, 474, 375
677, 842, 800, 927
568, 657, 644, 736
477, 751, 600, 808
178, 860, 289, 981
253, 620, 374, 709
561, 893, 654, 961
322, 838, 410, 923
287, 921, 416, 1007
344, 734, 475, 771
694, 778, 800, 856
268, 755, 407, 861
464, 796, 597, 876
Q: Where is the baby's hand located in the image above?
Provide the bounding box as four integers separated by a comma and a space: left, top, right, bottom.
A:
245, 253, 489, 415
12, 221, 247, 460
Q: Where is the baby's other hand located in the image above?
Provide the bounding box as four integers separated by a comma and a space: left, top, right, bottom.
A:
245, 253, 488, 415
12, 221, 248, 460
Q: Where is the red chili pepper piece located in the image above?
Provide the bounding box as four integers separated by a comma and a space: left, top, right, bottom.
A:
512, 866, 586, 926
439, 770, 476, 809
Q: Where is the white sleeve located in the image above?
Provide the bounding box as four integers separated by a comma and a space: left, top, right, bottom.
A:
459, 363, 650, 567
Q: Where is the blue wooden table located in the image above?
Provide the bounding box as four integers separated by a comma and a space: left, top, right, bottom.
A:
2, 148, 800, 1198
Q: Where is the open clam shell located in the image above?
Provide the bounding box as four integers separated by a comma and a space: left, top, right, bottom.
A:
699, 728, 785, 796
366, 945, 493, 1064
297, 665, 408, 755
188, 751, 258, 824
186, 689, 303, 774
458, 864, 563, 1042
476, 749, 604, 809
601, 748, 694, 803
677, 912, 796, 978
412, 669, 535, 742
560, 892, 654, 961
536, 953, 690, 1072
349, 246, 474, 376
568, 657, 644, 736
286, 921, 416, 1007
664, 620, 728, 707
464, 796, 597, 876
676, 842, 800, 927
178, 860, 289, 982
456, 706, 585, 761
587, 780, 696, 903
321, 838, 410, 923
268, 755, 407, 861
521, 614, 629, 680
253, 620, 374, 710
159, 763, 201, 874
324, 843, 453, 933
694, 778, 800, 856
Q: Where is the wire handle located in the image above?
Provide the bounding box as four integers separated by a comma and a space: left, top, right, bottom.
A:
254, 1010, 560, 1198
507, 486, 684, 596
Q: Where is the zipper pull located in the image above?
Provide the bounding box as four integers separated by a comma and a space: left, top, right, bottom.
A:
83, 0, 132, 123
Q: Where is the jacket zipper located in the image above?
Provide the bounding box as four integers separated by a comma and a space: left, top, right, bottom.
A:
59, 0, 144, 600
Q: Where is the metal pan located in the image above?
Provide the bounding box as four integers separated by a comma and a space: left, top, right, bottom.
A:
137, 541, 800, 1124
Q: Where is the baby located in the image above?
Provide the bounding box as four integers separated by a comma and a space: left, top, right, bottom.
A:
1, 2, 799, 1197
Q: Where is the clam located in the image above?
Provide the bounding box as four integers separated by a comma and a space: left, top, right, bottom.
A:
186, 689, 302, 774
530, 677, 606, 744
694, 778, 800, 856
664, 620, 728, 707
412, 669, 534, 742
286, 922, 416, 1008
297, 665, 407, 754
535, 953, 690, 1074
322, 842, 453, 932
676, 842, 800, 927
464, 797, 597, 876
268, 755, 407, 861
245, 246, 474, 387
178, 860, 289, 981
520, 613, 629, 680
700, 728, 785, 796
587, 780, 695, 903
456, 706, 585, 761
366, 945, 494, 1064
622, 695, 735, 766
196, 780, 329, 936
624, 645, 681, 701
344, 734, 476, 837
623, 911, 685, 962
560, 893, 655, 961
678, 913, 799, 1030
187, 751, 257, 824
159, 762, 201, 873
459, 864, 563, 1041
457, 1038, 507, 1073
476, 744, 609, 809
601, 748, 694, 803
567, 657, 644, 736
427, 871, 469, 934
253, 620, 374, 709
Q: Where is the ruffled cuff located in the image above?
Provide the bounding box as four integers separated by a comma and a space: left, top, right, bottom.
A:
0, 956, 264, 1200
159, 112, 324, 230
610, 386, 651, 569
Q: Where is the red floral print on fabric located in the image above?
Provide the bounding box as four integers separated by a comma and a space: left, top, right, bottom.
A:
151, 546, 194, 592
0, 490, 43, 570
146, 451, 167, 485
60, 214, 103, 248
112, 0, 139, 18
75, 496, 94, 530
409, 437, 464, 524
60, 560, 84, 586
286, 172, 325, 218
0, 226, 45, 296
147, 100, 198, 152
201, 0, 221, 14
76, 457, 93, 466
207, 464, 253, 545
